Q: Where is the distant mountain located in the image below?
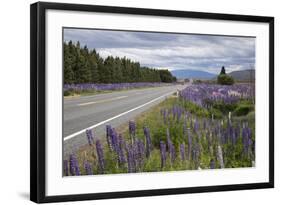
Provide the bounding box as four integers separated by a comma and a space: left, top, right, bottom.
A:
171, 69, 216, 80
228, 69, 255, 81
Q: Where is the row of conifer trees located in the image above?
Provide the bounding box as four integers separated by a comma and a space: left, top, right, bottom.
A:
64, 41, 177, 84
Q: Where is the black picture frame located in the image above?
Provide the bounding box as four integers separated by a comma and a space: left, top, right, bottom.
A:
30, 1, 274, 203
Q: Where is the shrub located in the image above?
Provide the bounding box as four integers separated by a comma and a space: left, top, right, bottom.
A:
182, 101, 209, 117
217, 74, 234, 85
209, 108, 223, 119
233, 104, 254, 116
212, 101, 238, 114
193, 79, 203, 84
64, 90, 72, 96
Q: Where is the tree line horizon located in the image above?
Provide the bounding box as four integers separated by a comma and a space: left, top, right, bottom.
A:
64, 41, 177, 84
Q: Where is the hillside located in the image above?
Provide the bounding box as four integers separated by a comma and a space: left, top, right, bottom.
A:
228, 69, 255, 81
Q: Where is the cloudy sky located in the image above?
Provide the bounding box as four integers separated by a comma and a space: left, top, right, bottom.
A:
64, 28, 255, 74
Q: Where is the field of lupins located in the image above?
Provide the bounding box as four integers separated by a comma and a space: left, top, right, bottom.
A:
63, 83, 255, 176
64, 82, 171, 96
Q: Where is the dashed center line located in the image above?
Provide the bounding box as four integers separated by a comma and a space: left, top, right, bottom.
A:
77, 96, 128, 106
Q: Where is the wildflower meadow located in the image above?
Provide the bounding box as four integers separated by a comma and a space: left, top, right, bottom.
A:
64, 83, 255, 176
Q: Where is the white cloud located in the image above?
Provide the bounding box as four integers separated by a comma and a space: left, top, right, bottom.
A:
64, 28, 255, 74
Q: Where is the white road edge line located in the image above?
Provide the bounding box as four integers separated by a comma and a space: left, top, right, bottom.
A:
64, 90, 175, 141
77, 96, 128, 106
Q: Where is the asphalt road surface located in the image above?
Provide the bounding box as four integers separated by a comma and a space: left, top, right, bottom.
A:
63, 84, 186, 156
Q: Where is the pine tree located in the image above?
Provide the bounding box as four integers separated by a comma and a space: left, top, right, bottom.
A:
63, 43, 74, 83
89, 51, 99, 83
220, 66, 226, 75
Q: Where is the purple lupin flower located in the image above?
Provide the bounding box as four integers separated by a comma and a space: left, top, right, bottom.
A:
183, 117, 188, 139
117, 134, 126, 164
96, 140, 105, 173
160, 141, 166, 169
180, 144, 185, 161
210, 159, 215, 169
135, 138, 145, 170
110, 128, 119, 152
245, 126, 253, 157
177, 107, 182, 122
106, 125, 112, 149
193, 118, 199, 134
187, 128, 192, 160
86, 129, 94, 146
63, 159, 69, 176
235, 125, 240, 144
84, 161, 93, 175
69, 154, 80, 176
248, 137, 253, 155
242, 126, 252, 156
143, 126, 152, 158
170, 143, 176, 164
69, 154, 75, 176
137, 139, 145, 157
129, 120, 136, 143
129, 120, 136, 136
192, 142, 200, 168
126, 144, 136, 173
247, 127, 252, 138
65, 82, 170, 93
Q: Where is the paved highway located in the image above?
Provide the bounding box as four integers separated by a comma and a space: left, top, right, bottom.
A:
63, 84, 186, 156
